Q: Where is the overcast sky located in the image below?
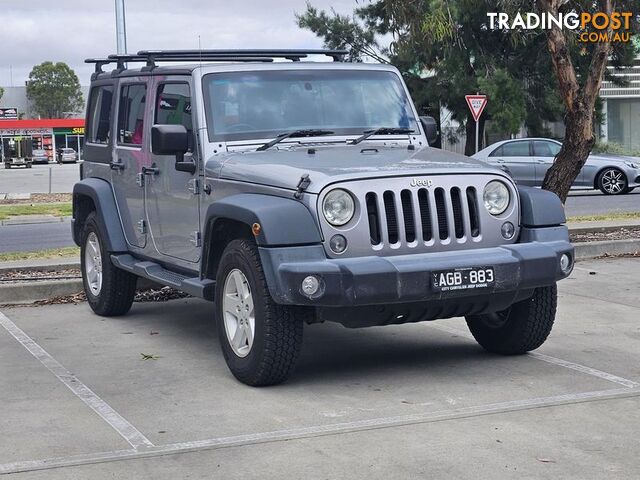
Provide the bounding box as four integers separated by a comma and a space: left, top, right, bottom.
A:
0, 0, 358, 87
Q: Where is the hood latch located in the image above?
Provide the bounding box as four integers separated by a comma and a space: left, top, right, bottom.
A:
294, 174, 311, 199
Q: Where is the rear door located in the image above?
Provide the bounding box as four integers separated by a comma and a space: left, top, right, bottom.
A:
111, 80, 149, 248
489, 141, 536, 186
145, 78, 201, 264
532, 140, 567, 185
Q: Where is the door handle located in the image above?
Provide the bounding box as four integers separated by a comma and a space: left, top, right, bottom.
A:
110, 159, 125, 171
496, 159, 505, 163
142, 165, 160, 175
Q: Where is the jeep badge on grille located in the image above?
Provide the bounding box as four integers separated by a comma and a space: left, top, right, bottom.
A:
410, 178, 433, 187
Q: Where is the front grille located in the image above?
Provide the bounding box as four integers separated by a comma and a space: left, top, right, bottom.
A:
366, 186, 482, 247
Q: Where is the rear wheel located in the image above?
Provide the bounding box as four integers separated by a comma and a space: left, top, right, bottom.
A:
81, 212, 137, 316
215, 238, 303, 386
465, 285, 557, 355
598, 168, 629, 195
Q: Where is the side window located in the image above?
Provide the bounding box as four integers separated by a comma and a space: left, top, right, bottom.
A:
501, 141, 530, 157
155, 83, 192, 130
87, 85, 113, 144
533, 141, 555, 157
117, 84, 147, 146
489, 146, 503, 157
548, 141, 561, 156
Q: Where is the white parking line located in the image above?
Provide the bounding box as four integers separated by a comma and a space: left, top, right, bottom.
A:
427, 322, 640, 389
1, 386, 637, 475
0, 311, 154, 450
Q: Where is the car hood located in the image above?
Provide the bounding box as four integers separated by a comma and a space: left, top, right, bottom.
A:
210, 145, 502, 193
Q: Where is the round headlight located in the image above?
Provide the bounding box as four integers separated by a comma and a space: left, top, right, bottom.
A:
483, 181, 510, 216
322, 189, 355, 226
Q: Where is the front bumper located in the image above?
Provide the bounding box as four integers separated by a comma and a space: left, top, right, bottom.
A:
259, 226, 573, 307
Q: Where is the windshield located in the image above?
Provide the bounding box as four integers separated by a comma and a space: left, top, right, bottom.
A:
202, 69, 419, 142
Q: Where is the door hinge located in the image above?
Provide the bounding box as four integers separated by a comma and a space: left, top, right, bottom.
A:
190, 231, 202, 247
188, 178, 201, 195
136, 172, 145, 187
137, 219, 147, 234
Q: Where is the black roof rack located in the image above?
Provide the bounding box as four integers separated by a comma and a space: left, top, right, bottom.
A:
137, 49, 348, 62
85, 49, 347, 75
85, 54, 276, 74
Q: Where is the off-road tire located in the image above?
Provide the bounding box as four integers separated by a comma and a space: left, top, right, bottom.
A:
465, 284, 557, 355
215, 238, 303, 386
81, 212, 137, 316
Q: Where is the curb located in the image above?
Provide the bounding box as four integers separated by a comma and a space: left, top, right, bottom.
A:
0, 216, 70, 226
574, 238, 640, 261
0, 279, 83, 305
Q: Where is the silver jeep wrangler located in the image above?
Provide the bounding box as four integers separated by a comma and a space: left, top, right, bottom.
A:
73, 50, 574, 386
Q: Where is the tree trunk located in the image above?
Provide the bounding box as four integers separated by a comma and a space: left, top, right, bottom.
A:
542, 108, 595, 202
539, 0, 612, 203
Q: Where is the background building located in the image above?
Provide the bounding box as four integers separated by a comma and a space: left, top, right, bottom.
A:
600, 57, 640, 151
0, 86, 88, 161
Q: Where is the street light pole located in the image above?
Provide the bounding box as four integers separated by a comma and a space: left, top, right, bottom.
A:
115, 0, 128, 54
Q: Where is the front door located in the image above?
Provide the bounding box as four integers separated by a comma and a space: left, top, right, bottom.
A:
145, 79, 201, 264
112, 80, 148, 248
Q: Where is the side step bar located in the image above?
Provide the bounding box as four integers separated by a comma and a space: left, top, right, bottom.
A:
111, 254, 215, 300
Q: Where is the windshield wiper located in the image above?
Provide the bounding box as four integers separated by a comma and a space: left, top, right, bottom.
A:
349, 127, 414, 145
256, 129, 335, 151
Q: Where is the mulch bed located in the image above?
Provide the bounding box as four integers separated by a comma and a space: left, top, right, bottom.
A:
0, 268, 81, 282
570, 227, 640, 243
2, 286, 190, 308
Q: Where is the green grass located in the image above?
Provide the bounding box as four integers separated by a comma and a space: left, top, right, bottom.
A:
568, 211, 640, 223
0, 246, 80, 262
0, 202, 72, 220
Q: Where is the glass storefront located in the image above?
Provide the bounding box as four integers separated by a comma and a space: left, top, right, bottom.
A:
607, 98, 640, 151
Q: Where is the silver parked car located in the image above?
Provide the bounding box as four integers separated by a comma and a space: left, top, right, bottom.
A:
30, 149, 49, 164
73, 50, 573, 386
57, 148, 77, 164
473, 138, 640, 195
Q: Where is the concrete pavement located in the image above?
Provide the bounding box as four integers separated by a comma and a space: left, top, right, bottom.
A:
0, 256, 638, 478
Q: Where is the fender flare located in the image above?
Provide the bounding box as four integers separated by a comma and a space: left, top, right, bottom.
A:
72, 177, 127, 252
203, 194, 322, 248
517, 186, 566, 227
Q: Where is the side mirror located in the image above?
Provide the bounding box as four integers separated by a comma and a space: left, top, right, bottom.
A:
420, 116, 439, 147
151, 124, 196, 174
151, 124, 188, 156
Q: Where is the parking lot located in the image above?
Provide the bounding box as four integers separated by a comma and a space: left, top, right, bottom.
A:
0, 256, 638, 478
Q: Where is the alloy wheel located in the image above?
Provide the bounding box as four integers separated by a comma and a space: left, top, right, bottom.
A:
601, 169, 626, 194
84, 232, 103, 296
222, 269, 255, 358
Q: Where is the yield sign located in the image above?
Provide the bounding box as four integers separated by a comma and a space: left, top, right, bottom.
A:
465, 95, 488, 122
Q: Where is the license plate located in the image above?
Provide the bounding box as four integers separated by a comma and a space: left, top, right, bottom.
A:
432, 267, 495, 292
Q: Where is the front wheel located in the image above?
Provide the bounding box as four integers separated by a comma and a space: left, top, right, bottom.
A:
465, 285, 557, 355
598, 168, 629, 195
215, 238, 303, 386
81, 212, 137, 316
